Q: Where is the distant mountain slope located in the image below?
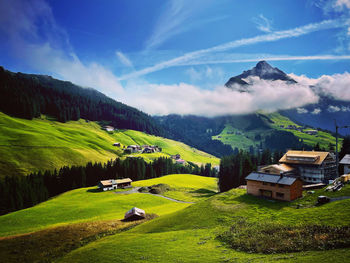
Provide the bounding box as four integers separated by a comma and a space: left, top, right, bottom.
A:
155, 115, 233, 157
280, 96, 350, 135
0, 66, 163, 136
0, 112, 219, 177
225, 60, 296, 88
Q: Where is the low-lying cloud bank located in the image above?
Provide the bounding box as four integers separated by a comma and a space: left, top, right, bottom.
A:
123, 77, 319, 117
289, 72, 350, 101
123, 72, 350, 117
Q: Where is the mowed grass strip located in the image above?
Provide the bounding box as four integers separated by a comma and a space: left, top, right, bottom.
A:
0, 216, 156, 263
0, 186, 190, 237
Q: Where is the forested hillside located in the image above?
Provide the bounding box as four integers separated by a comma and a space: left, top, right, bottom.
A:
0, 67, 163, 136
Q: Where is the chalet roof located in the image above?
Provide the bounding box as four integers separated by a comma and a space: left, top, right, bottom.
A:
116, 178, 132, 184
99, 179, 116, 186
261, 163, 294, 172
246, 172, 298, 185
340, 154, 350, 165
279, 150, 331, 165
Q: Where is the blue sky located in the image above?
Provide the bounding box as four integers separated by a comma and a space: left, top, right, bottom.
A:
0, 0, 350, 116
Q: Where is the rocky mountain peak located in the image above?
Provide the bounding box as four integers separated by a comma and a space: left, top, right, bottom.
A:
225, 61, 297, 89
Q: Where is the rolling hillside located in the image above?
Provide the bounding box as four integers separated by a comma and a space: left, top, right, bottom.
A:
58, 185, 350, 263
0, 174, 216, 237
0, 112, 219, 177
1, 174, 349, 262
212, 112, 340, 151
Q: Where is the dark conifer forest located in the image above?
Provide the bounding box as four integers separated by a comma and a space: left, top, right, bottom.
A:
0, 66, 164, 136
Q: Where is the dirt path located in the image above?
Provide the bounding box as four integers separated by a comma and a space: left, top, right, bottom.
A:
114, 187, 195, 204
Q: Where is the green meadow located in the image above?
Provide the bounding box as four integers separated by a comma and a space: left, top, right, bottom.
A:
213, 112, 340, 151
0, 112, 219, 177
1, 173, 349, 262
58, 184, 350, 263
133, 174, 218, 202
0, 174, 216, 237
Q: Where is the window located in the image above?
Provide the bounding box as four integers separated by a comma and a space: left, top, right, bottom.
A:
276, 192, 284, 198
270, 183, 276, 186
263, 182, 268, 185
278, 184, 284, 188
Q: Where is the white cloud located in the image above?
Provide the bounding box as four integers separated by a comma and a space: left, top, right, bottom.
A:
119, 19, 348, 80
297, 108, 309, 114
289, 72, 350, 101
145, 0, 215, 50
185, 66, 224, 82
0, 0, 123, 97
115, 51, 133, 68
334, 0, 350, 9
341, 106, 350, 111
123, 78, 318, 116
328, 105, 350, 112
311, 108, 322, 114
253, 14, 273, 33
328, 105, 341, 112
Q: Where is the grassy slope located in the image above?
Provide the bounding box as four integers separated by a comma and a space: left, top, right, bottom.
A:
213, 112, 340, 150
268, 112, 340, 149
0, 186, 190, 237
133, 174, 218, 202
0, 174, 216, 237
59, 184, 350, 263
0, 112, 219, 177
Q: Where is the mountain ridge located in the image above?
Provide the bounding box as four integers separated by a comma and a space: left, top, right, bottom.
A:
225, 60, 297, 88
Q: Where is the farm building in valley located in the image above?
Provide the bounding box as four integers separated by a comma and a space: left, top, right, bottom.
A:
98, 178, 132, 191
279, 150, 336, 184
246, 172, 303, 201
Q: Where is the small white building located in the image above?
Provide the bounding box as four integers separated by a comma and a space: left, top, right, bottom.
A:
340, 154, 350, 174
103, 126, 114, 132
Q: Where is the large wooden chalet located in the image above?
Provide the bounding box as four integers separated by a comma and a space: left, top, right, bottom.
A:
279, 150, 336, 184
246, 172, 303, 201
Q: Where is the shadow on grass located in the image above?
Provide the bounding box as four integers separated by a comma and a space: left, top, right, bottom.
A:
188, 188, 217, 199
219, 192, 291, 211
86, 188, 102, 193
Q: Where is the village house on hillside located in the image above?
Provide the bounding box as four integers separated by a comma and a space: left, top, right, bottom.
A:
98, 178, 132, 191
340, 154, 350, 174
259, 163, 294, 176
103, 125, 115, 132
246, 172, 303, 201
279, 150, 336, 184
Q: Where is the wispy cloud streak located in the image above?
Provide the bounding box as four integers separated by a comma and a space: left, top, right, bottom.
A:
116, 51, 133, 67
175, 55, 350, 66
119, 19, 347, 80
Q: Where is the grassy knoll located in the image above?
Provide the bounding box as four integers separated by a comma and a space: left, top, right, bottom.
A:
59, 184, 350, 263
0, 112, 219, 177
0, 186, 190, 237
132, 174, 218, 202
